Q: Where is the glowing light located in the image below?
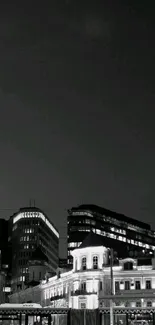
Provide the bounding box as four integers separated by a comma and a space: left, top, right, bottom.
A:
13, 212, 59, 238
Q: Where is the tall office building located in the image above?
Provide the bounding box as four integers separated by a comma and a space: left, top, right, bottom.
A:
67, 204, 155, 265
9, 207, 59, 292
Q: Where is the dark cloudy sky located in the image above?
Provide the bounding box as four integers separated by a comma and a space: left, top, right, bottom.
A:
0, 1, 155, 256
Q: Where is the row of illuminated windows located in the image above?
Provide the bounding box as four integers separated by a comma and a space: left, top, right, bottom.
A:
20, 268, 29, 274
47, 280, 103, 299
78, 227, 155, 250
23, 228, 34, 233
72, 219, 96, 225
115, 279, 152, 292
11, 276, 26, 284
13, 213, 59, 238
110, 227, 126, 235
68, 242, 82, 248
20, 236, 37, 242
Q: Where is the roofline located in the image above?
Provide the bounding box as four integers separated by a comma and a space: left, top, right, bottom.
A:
9, 207, 59, 235
68, 204, 151, 230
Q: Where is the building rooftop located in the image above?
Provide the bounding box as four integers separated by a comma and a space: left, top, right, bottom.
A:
69, 204, 150, 230
78, 231, 105, 249
9, 206, 59, 234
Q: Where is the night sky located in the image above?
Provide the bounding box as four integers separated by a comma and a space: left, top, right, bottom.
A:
0, 1, 155, 256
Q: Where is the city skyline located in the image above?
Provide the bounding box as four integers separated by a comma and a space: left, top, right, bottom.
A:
0, 0, 154, 259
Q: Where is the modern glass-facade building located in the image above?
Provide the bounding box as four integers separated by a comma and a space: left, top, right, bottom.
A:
9, 207, 59, 292
67, 204, 155, 265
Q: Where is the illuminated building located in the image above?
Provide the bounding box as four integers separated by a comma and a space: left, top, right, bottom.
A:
9, 207, 59, 292
67, 204, 155, 265
9, 231, 155, 314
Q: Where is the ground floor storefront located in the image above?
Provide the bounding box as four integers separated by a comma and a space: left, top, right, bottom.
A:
100, 308, 155, 325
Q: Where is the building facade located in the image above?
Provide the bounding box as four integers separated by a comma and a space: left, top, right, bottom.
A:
9, 232, 155, 314
9, 207, 59, 292
67, 204, 155, 265
0, 219, 11, 301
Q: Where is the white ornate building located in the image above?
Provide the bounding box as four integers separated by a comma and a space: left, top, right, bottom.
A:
9, 232, 155, 310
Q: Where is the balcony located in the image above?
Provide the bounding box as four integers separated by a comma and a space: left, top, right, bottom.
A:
99, 288, 155, 301
71, 289, 97, 296
50, 293, 66, 301
117, 288, 155, 296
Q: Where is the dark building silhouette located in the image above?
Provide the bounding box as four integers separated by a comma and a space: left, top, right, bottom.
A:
67, 204, 155, 265
26, 246, 49, 288
9, 207, 59, 292
0, 219, 11, 301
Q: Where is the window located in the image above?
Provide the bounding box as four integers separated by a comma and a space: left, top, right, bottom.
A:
24, 244, 29, 249
81, 302, 86, 309
115, 281, 120, 293
147, 301, 152, 307
124, 262, 133, 270
136, 301, 141, 307
93, 256, 98, 269
82, 257, 87, 270
146, 280, 151, 290
81, 282, 86, 291
100, 281, 102, 290
125, 281, 130, 290
135, 280, 141, 290
75, 259, 77, 271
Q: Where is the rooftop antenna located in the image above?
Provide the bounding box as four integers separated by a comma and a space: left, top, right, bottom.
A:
34, 199, 36, 207
29, 199, 32, 207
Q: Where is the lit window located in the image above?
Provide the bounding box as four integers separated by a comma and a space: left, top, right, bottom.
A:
24, 244, 29, 249
96, 229, 101, 235
82, 257, 87, 270
93, 256, 98, 269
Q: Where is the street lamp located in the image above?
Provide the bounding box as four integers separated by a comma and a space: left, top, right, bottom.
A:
110, 249, 114, 325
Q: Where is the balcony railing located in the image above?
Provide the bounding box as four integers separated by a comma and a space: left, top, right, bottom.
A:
71, 289, 97, 296
50, 293, 66, 301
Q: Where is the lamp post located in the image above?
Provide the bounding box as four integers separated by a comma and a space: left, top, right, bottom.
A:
110, 249, 114, 325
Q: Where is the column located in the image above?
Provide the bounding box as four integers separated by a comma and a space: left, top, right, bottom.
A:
99, 312, 103, 325
67, 309, 71, 325
48, 314, 51, 325
19, 313, 22, 325
25, 314, 28, 325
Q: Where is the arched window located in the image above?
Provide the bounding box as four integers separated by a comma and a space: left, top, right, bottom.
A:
82, 257, 87, 270
93, 256, 98, 269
